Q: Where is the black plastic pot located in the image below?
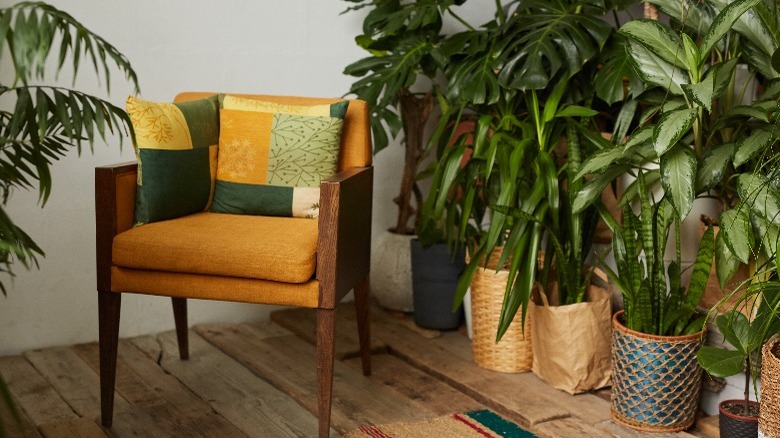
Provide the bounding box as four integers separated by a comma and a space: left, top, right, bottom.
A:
410, 240, 465, 330
719, 399, 759, 438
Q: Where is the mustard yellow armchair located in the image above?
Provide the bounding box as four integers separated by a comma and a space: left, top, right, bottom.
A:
95, 92, 373, 437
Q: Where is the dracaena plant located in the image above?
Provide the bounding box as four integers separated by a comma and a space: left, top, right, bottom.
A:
0, 2, 138, 436
423, 0, 638, 340
574, 0, 780, 221
343, 0, 470, 235
601, 171, 715, 336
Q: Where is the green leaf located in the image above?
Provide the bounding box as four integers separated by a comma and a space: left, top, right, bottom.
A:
595, 35, 644, 104
733, 128, 774, 167
701, 0, 761, 56
697, 346, 745, 377
681, 72, 714, 112
737, 173, 780, 223
619, 19, 688, 69
711, 58, 739, 100
496, 0, 612, 91
575, 146, 624, 180
653, 107, 697, 156
715, 231, 741, 288
625, 39, 689, 95
573, 165, 629, 213
720, 209, 753, 264
686, 224, 714, 310
555, 105, 598, 118
660, 145, 696, 219
717, 311, 751, 354
695, 142, 734, 193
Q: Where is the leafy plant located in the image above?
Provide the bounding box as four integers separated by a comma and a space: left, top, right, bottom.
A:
0, 2, 138, 435
424, 0, 638, 340
343, 0, 468, 235
600, 171, 714, 336
697, 284, 780, 416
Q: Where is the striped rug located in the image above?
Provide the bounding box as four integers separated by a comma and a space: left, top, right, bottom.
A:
345, 410, 537, 438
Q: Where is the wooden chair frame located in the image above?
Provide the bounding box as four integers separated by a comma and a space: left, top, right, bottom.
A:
95, 158, 372, 437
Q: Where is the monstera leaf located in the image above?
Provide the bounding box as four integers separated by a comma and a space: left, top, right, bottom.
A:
492, 0, 612, 91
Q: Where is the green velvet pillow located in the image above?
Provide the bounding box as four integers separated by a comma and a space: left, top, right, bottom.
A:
210, 97, 348, 218
126, 95, 219, 225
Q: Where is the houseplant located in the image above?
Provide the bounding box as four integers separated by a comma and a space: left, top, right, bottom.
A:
697, 286, 780, 437
423, 0, 636, 372
600, 173, 714, 431
0, 2, 138, 436
343, 0, 468, 311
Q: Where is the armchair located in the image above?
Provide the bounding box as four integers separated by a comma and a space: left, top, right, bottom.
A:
95, 92, 373, 437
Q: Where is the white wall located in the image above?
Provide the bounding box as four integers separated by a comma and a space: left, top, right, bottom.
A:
0, 0, 496, 355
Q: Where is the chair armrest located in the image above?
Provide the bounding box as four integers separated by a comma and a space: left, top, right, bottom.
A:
95, 161, 138, 291
317, 166, 373, 308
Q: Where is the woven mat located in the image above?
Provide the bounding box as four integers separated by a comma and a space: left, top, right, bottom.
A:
345, 410, 536, 438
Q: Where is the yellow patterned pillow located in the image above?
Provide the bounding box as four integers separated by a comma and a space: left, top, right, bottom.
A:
126, 95, 219, 225
211, 97, 349, 218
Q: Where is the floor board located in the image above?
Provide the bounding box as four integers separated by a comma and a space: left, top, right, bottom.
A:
0, 302, 718, 438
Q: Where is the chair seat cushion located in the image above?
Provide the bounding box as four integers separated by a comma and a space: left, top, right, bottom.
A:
113, 212, 318, 283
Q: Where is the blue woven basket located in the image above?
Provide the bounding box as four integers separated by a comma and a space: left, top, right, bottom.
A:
610, 311, 704, 433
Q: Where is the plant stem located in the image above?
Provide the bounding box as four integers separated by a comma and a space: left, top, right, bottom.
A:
744, 365, 750, 416
447, 9, 475, 31
495, 0, 506, 25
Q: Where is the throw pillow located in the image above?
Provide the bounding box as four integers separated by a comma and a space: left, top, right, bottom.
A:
210, 97, 348, 218
126, 95, 219, 225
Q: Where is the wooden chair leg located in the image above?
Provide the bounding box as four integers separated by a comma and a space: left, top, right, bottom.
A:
354, 275, 371, 376
98, 291, 121, 428
316, 308, 336, 438
171, 297, 189, 360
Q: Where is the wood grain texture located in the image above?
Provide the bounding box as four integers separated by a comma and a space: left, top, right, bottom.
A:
343, 354, 483, 416
73, 340, 246, 438
94, 162, 136, 292
535, 417, 607, 438
353, 275, 371, 376
97, 290, 120, 427
193, 323, 432, 435
38, 418, 107, 438
317, 166, 373, 308
0, 356, 77, 427
23, 347, 166, 437
148, 330, 319, 438
316, 309, 336, 438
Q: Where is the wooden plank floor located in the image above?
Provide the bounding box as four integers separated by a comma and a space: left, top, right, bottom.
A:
0, 302, 719, 438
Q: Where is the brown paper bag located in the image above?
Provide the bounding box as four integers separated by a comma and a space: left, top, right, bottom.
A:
530, 285, 612, 394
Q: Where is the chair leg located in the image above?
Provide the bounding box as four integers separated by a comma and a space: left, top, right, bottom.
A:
171, 297, 189, 360
316, 308, 336, 438
98, 291, 121, 428
353, 275, 371, 376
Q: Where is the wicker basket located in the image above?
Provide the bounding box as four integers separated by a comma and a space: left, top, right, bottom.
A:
760, 336, 780, 438
470, 249, 532, 373
610, 311, 704, 432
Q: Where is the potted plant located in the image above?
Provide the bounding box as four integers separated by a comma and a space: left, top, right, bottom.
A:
599, 173, 714, 432
0, 2, 137, 435
423, 0, 636, 372
343, 0, 469, 311
697, 286, 780, 438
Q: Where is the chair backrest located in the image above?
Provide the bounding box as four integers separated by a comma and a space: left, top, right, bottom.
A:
174, 92, 373, 171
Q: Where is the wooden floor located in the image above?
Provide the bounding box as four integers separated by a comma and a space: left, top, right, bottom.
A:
0, 302, 720, 438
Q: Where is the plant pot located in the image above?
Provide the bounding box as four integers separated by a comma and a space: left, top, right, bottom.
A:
720, 399, 759, 438
410, 240, 465, 330
470, 249, 532, 373
371, 230, 414, 312
530, 285, 612, 394
760, 336, 780, 438
611, 311, 705, 432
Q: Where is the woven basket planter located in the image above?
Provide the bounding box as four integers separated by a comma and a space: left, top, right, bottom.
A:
610, 311, 704, 432
760, 336, 780, 438
470, 249, 532, 373
720, 400, 759, 438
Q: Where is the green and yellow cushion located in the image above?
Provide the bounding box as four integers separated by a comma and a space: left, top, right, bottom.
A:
210, 96, 348, 218
126, 95, 219, 225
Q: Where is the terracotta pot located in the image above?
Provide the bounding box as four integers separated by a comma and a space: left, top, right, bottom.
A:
610, 311, 705, 432
719, 399, 759, 438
